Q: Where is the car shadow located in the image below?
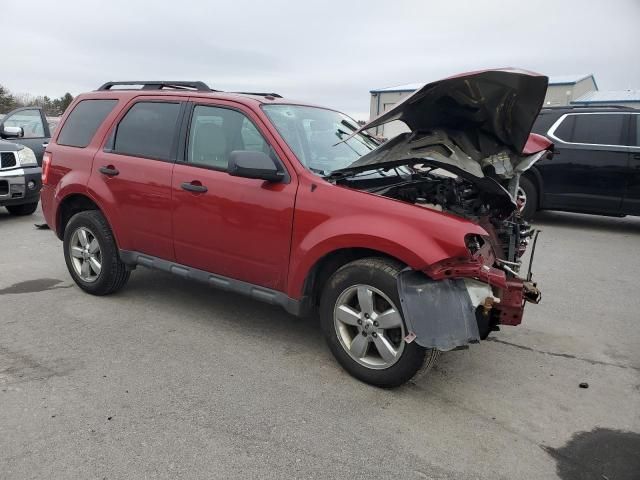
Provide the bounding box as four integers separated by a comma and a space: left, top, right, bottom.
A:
533, 211, 640, 235
118, 268, 485, 389
122, 268, 327, 355
0, 206, 43, 223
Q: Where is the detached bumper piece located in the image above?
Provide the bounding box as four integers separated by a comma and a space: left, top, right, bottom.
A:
398, 256, 541, 350
398, 271, 480, 351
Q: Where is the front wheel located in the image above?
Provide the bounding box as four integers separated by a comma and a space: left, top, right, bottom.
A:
319, 257, 439, 388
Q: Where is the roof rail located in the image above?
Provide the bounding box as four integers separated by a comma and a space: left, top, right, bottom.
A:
97, 81, 214, 92
542, 104, 634, 110
231, 91, 283, 98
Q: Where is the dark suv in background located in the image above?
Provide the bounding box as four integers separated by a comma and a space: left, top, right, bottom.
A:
520, 106, 639, 219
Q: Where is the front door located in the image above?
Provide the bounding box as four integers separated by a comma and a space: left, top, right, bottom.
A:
171, 101, 297, 291
0, 107, 50, 164
541, 112, 630, 214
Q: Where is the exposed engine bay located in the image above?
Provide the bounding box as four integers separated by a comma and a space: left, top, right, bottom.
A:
368, 167, 534, 270
334, 128, 549, 274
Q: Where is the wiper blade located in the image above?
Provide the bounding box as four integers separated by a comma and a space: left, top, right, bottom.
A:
340, 120, 379, 142
309, 166, 331, 177
325, 169, 356, 181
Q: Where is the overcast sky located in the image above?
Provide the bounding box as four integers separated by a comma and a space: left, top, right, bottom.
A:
2, 0, 639, 119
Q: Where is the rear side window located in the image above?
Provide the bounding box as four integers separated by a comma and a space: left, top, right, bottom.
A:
572, 114, 625, 146
555, 114, 626, 146
57, 100, 118, 147
113, 102, 181, 160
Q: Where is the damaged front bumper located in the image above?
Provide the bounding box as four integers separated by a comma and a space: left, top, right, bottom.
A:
397, 255, 540, 351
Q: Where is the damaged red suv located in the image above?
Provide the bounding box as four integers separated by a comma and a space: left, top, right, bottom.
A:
41, 70, 551, 387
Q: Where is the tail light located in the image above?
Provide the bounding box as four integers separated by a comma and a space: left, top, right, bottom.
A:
42, 152, 52, 185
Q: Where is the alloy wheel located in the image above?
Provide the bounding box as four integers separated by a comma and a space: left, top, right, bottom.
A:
333, 284, 405, 369
69, 227, 102, 282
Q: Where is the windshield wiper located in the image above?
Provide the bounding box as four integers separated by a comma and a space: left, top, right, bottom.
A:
340, 120, 379, 143
308, 166, 328, 176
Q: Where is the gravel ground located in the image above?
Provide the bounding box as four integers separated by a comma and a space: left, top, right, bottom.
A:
1, 206, 639, 480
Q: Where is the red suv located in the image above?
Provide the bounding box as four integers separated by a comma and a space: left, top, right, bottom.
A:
41, 70, 551, 387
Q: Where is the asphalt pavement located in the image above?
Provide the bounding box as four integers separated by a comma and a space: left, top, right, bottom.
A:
1, 206, 639, 480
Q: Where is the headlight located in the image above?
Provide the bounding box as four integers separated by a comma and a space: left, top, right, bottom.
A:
465, 234, 485, 255
16, 147, 38, 167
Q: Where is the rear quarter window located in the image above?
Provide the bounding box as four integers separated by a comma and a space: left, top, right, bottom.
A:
532, 112, 562, 135
57, 99, 118, 148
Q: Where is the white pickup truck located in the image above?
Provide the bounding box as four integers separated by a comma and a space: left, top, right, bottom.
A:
0, 106, 49, 215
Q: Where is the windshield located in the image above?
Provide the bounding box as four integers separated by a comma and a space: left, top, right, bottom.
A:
262, 104, 379, 175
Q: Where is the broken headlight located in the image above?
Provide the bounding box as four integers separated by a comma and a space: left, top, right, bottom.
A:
465, 234, 485, 255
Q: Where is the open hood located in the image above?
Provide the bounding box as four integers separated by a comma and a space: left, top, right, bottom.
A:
360, 68, 549, 155
334, 69, 552, 192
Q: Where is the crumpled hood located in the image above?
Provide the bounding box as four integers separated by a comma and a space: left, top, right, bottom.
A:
360, 68, 549, 155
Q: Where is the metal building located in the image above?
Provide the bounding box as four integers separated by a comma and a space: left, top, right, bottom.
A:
368, 83, 421, 138
571, 90, 640, 109
543, 74, 598, 107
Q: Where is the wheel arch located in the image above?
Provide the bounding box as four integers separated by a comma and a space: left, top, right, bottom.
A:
301, 247, 406, 309
522, 168, 543, 209
56, 193, 103, 240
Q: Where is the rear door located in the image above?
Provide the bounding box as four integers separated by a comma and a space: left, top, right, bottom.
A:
89, 97, 185, 260
0, 107, 50, 164
542, 112, 630, 214
171, 100, 297, 291
623, 113, 640, 215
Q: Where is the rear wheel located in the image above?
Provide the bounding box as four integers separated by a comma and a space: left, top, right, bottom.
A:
518, 176, 538, 221
6, 201, 38, 216
63, 210, 130, 295
319, 257, 439, 388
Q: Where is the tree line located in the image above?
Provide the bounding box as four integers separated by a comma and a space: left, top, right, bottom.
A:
0, 84, 74, 116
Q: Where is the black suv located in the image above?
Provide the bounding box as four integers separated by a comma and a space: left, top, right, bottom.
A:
521, 106, 639, 219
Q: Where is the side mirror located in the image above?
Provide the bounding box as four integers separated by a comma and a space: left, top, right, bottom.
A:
0, 125, 24, 139
227, 150, 285, 182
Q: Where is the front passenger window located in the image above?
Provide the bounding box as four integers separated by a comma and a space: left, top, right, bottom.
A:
188, 106, 271, 170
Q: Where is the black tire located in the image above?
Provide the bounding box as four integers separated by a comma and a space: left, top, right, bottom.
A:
519, 176, 538, 221
63, 210, 130, 295
6, 201, 38, 216
319, 257, 439, 388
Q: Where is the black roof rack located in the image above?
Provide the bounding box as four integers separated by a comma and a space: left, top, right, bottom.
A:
231, 91, 282, 98
97, 81, 214, 92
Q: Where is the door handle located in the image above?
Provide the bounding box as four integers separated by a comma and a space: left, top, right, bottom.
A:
99, 165, 119, 176
181, 181, 208, 193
